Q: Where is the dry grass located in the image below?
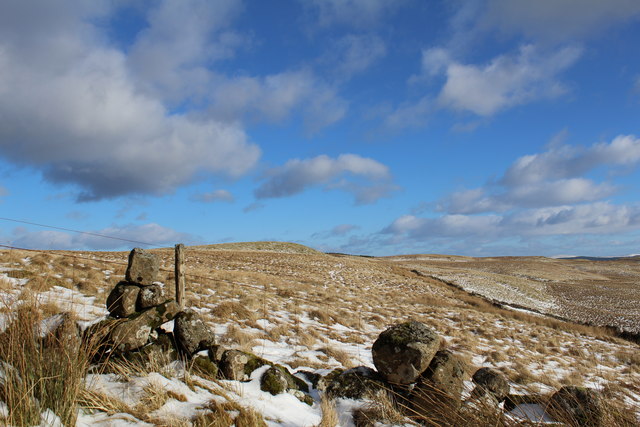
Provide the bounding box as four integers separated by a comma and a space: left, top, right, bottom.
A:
316, 395, 339, 427
0, 300, 93, 425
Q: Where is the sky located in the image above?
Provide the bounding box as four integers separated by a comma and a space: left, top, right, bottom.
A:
1, 0, 640, 257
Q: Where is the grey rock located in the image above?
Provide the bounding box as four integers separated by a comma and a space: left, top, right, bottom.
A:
326, 366, 385, 400
219, 350, 251, 381
137, 284, 166, 310
125, 248, 159, 286
207, 344, 227, 364
173, 309, 216, 356
472, 367, 510, 402
372, 321, 441, 384
106, 281, 140, 318
109, 300, 180, 353
548, 386, 604, 427
219, 350, 268, 381
410, 350, 467, 420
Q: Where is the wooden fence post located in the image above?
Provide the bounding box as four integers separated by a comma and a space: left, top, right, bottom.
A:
175, 243, 186, 308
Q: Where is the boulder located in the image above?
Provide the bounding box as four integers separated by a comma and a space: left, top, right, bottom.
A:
106, 281, 140, 318
314, 369, 343, 392
173, 309, 216, 356
125, 248, 159, 286
548, 386, 604, 427
326, 366, 386, 400
410, 350, 466, 417
137, 284, 166, 310
472, 367, 509, 402
219, 350, 268, 381
207, 344, 227, 364
193, 354, 219, 378
261, 366, 290, 395
109, 300, 180, 353
372, 321, 441, 384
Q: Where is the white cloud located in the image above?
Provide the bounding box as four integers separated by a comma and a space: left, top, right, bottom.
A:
501, 135, 640, 186
207, 71, 348, 133
0, 0, 260, 201
385, 202, 640, 241
255, 154, 396, 204
483, 0, 640, 42
439, 135, 640, 214
435, 45, 582, 116
190, 189, 234, 203
127, 0, 244, 104
10, 223, 198, 250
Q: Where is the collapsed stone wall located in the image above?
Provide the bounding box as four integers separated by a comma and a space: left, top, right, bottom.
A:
87, 248, 617, 425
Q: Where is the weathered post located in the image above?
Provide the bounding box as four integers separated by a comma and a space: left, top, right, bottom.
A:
175, 243, 186, 308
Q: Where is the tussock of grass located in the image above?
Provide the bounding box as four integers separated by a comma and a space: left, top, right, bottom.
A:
0, 301, 92, 425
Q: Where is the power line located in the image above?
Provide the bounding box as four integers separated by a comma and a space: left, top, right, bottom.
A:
0, 216, 166, 249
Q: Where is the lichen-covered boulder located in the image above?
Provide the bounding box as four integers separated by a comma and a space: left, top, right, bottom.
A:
193, 354, 219, 378
410, 350, 465, 413
207, 344, 227, 364
315, 369, 343, 392
219, 350, 268, 381
261, 366, 290, 395
173, 309, 216, 356
109, 300, 180, 353
372, 321, 441, 384
410, 350, 467, 420
548, 386, 604, 427
106, 281, 140, 318
137, 284, 166, 310
326, 366, 386, 400
125, 248, 159, 286
472, 367, 509, 402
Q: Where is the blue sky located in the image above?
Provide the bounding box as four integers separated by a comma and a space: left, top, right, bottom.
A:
1, 0, 640, 256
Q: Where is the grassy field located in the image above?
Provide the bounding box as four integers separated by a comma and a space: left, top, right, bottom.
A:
0, 243, 638, 425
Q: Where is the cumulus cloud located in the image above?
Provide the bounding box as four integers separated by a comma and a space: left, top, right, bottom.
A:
207, 71, 348, 132
190, 189, 234, 203
438, 135, 640, 215
434, 45, 582, 116
382, 134, 640, 254
255, 154, 396, 204
9, 223, 198, 250
482, 0, 640, 42
385, 202, 640, 241
0, 0, 261, 201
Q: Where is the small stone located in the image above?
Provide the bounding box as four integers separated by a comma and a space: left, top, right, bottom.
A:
372, 321, 441, 384
125, 248, 159, 286
106, 281, 140, 318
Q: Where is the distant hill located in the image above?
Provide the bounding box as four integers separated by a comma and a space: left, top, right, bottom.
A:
191, 241, 323, 255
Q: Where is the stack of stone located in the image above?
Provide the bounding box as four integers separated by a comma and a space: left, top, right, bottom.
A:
98, 248, 215, 358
